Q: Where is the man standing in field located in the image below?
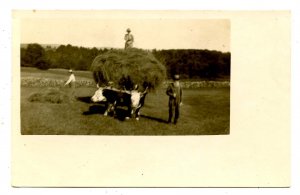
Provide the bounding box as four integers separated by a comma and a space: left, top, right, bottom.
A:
64, 69, 76, 97
166, 74, 182, 124
124, 28, 134, 49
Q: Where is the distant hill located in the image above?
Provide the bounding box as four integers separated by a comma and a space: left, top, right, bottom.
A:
21, 43, 61, 49
20, 43, 116, 50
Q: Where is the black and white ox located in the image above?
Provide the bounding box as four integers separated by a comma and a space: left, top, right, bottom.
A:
91, 87, 147, 120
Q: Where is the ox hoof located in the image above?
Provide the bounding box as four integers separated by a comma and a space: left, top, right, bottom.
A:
136, 117, 139, 121
125, 117, 130, 120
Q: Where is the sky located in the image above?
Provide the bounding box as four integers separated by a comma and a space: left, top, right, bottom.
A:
20, 15, 230, 52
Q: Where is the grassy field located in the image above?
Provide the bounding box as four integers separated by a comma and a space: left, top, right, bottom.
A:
21, 67, 94, 81
21, 68, 230, 135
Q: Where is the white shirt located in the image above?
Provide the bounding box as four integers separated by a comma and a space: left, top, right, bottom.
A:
65, 74, 76, 85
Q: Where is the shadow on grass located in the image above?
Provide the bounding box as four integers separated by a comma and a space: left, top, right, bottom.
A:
140, 114, 168, 123
80, 97, 167, 123
77, 96, 92, 104
83, 105, 106, 115
114, 108, 131, 121
83, 104, 130, 122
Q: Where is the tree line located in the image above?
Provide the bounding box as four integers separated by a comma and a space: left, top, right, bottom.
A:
21, 43, 230, 80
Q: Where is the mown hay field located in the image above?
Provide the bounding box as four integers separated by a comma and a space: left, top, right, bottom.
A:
21, 67, 230, 135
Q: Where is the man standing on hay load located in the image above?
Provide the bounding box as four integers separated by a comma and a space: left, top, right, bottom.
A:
64, 69, 76, 97
166, 74, 182, 124
124, 28, 134, 49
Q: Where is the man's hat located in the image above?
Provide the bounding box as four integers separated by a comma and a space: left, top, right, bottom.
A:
173, 74, 180, 80
126, 28, 131, 32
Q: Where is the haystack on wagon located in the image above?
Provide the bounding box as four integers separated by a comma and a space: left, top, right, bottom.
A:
91, 48, 166, 91
90, 48, 166, 118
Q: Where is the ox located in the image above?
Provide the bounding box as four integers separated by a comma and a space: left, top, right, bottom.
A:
91, 87, 147, 120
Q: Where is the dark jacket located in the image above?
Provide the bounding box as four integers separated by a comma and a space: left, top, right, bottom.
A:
166, 82, 182, 106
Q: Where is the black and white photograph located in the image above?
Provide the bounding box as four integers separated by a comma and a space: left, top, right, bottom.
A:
11, 10, 291, 188
19, 11, 230, 135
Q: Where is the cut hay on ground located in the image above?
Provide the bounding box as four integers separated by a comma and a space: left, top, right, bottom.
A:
28, 88, 74, 103
91, 48, 166, 91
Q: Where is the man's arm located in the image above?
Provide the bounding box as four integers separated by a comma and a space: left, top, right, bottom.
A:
65, 76, 72, 85
64, 75, 74, 86
180, 86, 183, 105
166, 84, 174, 97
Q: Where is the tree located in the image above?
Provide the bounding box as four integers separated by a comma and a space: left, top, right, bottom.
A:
21, 47, 30, 67
21, 43, 51, 70
22, 44, 45, 67
151, 49, 230, 80
35, 57, 51, 70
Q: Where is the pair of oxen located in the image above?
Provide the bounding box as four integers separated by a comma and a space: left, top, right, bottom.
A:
91, 86, 147, 120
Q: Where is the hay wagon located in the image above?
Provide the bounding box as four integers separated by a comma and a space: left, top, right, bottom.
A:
90, 48, 166, 119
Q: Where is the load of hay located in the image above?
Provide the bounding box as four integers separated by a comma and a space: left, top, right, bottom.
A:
91, 48, 166, 91
28, 88, 73, 104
